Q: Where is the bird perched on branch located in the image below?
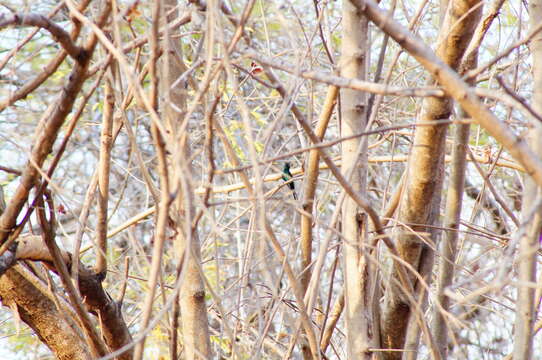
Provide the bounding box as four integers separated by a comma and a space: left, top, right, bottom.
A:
281, 162, 297, 200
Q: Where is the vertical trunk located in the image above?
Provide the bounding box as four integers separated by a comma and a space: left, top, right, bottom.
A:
161, 1, 212, 358
299, 86, 339, 360
300, 86, 338, 294
431, 111, 470, 358
379, 0, 482, 358
431, 1, 486, 351
340, 1, 373, 358
513, 0, 542, 358
95, 77, 114, 276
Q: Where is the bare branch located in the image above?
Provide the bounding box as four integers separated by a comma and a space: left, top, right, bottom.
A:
351, 0, 542, 189
0, 12, 84, 61
245, 50, 444, 97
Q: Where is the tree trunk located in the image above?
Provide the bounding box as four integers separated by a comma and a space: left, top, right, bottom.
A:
512, 0, 542, 358
379, 0, 482, 358
161, 1, 212, 358
431, 110, 470, 358
340, 1, 374, 359
431, 2, 484, 354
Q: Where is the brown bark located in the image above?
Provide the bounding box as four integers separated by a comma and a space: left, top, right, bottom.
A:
340, 1, 375, 359
351, 0, 542, 188
300, 85, 338, 294
0, 3, 135, 359
78, 267, 133, 360
161, 1, 212, 358
1, 234, 133, 359
0, 266, 92, 360
432, 2, 485, 355
376, 0, 482, 358
95, 77, 114, 275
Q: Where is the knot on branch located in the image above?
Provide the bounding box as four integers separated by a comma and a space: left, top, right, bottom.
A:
0, 241, 18, 277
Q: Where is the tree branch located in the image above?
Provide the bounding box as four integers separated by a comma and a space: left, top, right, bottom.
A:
0, 13, 84, 61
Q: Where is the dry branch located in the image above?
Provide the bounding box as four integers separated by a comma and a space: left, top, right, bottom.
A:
351, 0, 542, 187
0, 0, 92, 112
0, 13, 83, 60
10, 233, 133, 359
245, 50, 443, 97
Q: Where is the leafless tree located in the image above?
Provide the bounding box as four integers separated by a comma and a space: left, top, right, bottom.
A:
0, 0, 541, 359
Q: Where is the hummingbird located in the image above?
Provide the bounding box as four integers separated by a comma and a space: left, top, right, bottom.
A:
282, 162, 297, 200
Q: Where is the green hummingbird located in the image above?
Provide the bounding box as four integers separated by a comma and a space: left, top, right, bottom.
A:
282, 162, 297, 200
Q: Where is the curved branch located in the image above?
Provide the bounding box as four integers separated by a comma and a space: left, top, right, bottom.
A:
0, 265, 92, 360
0, 13, 84, 61
9, 233, 133, 359
0, 1, 92, 113
0, 4, 110, 247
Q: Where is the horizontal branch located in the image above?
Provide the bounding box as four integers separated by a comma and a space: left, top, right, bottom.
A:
244, 51, 541, 124
16, 233, 71, 264
103, 152, 522, 239
244, 50, 444, 97
0, 13, 84, 61
202, 153, 522, 195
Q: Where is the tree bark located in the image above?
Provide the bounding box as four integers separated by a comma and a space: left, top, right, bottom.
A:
512, 0, 542, 358
300, 85, 338, 294
0, 266, 92, 360
0, 234, 133, 360
378, 0, 482, 358
432, 3, 484, 354
340, 1, 374, 359
161, 1, 212, 359
431, 111, 470, 358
